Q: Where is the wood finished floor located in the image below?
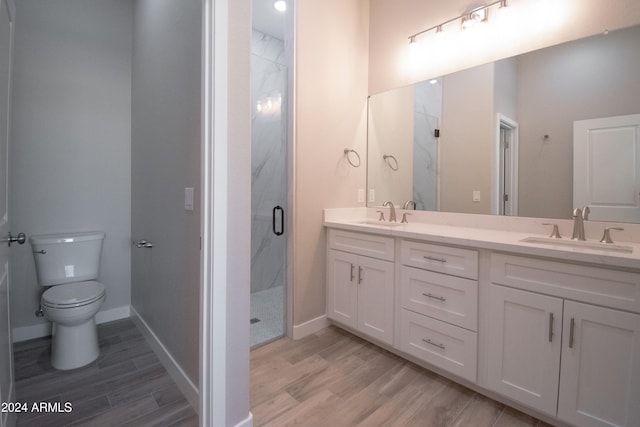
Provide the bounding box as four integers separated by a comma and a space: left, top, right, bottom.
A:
13, 318, 198, 427
251, 326, 554, 427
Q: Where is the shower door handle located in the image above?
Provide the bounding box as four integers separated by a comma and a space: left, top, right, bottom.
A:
272, 206, 284, 236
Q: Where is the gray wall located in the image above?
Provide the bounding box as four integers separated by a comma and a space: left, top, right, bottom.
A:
10, 0, 132, 337
517, 25, 640, 219
131, 0, 201, 385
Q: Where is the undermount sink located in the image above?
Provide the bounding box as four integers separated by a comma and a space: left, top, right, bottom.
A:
519, 236, 633, 254
356, 219, 405, 227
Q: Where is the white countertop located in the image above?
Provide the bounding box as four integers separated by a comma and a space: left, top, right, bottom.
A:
323, 214, 640, 271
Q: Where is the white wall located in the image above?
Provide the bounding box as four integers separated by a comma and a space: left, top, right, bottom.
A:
10, 0, 132, 339
293, 0, 369, 328
131, 0, 201, 385
369, 0, 640, 94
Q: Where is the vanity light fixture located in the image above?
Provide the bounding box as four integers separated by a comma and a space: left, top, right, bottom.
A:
408, 0, 508, 43
273, 0, 286, 12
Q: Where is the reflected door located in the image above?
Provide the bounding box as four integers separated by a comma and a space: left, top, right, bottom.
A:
574, 114, 640, 222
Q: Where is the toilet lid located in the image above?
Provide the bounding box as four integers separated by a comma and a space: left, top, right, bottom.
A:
42, 281, 105, 308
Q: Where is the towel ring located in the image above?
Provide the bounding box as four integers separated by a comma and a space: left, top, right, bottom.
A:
344, 149, 361, 168
383, 154, 398, 171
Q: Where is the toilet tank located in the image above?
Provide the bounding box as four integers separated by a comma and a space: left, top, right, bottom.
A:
30, 231, 106, 286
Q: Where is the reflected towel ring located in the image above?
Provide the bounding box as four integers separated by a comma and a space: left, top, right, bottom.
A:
383, 154, 398, 171
344, 148, 361, 168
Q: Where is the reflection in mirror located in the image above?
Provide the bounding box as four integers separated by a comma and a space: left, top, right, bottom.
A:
367, 24, 640, 223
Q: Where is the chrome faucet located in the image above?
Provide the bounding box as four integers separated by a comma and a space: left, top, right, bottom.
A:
383, 201, 396, 222
571, 206, 590, 241
402, 200, 416, 210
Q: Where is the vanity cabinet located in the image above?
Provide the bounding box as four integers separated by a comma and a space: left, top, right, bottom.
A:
486, 254, 640, 427
398, 240, 478, 382
326, 230, 394, 345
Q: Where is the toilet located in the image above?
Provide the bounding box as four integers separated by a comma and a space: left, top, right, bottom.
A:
30, 231, 107, 370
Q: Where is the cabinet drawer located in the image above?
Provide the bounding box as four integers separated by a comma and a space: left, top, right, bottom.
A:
328, 229, 394, 261
401, 266, 477, 331
491, 253, 640, 314
400, 309, 477, 383
400, 240, 478, 279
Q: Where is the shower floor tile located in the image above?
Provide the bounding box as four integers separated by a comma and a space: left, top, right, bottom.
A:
250, 286, 284, 347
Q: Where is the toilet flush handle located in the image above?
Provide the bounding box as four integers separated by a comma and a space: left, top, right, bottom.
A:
133, 239, 153, 248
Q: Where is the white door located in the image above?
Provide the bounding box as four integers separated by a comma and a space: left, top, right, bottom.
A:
574, 114, 640, 222
0, 1, 14, 426
326, 250, 358, 330
357, 257, 394, 345
485, 284, 563, 416
558, 301, 640, 427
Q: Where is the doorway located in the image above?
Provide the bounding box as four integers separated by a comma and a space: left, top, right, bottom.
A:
496, 113, 519, 216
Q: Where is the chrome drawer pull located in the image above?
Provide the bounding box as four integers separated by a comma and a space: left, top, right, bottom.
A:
422, 338, 445, 350
350, 264, 355, 282
358, 266, 363, 284
422, 293, 446, 302
548, 312, 554, 342
423, 256, 447, 263
569, 318, 575, 348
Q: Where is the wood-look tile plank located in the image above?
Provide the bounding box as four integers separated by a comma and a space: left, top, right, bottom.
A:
251, 391, 300, 426
251, 326, 549, 427
14, 319, 197, 427
450, 394, 505, 427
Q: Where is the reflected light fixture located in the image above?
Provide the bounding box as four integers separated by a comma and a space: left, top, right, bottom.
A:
408, 0, 508, 44
273, 0, 287, 12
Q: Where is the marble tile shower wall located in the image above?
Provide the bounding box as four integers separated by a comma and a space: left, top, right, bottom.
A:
251, 29, 287, 293
413, 80, 441, 211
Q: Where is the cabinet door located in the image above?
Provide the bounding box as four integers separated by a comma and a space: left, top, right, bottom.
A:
327, 250, 358, 330
357, 256, 394, 345
485, 284, 563, 416
558, 301, 640, 427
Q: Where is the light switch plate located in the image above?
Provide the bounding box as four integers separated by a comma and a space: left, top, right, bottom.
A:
369, 189, 376, 203
472, 190, 481, 202
358, 189, 365, 203
185, 187, 194, 211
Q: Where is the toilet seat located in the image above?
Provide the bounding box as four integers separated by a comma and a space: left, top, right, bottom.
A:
42, 281, 105, 309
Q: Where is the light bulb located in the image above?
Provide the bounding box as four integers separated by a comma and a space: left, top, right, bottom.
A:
273, 0, 286, 12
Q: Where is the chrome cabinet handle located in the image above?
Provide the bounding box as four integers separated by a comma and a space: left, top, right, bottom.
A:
133, 240, 153, 248
350, 264, 355, 282
358, 266, 363, 284
569, 318, 575, 348
423, 256, 447, 263
548, 312, 554, 342
423, 293, 446, 302
422, 338, 445, 350
4, 232, 26, 247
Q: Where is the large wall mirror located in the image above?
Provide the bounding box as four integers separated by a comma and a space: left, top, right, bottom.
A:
367, 24, 640, 223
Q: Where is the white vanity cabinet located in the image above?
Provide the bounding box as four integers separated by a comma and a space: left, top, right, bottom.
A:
398, 240, 479, 382
485, 254, 640, 427
326, 229, 395, 345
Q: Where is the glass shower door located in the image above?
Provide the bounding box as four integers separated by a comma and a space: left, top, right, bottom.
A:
250, 30, 287, 347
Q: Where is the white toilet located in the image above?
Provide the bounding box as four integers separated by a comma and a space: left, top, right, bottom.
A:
30, 231, 107, 370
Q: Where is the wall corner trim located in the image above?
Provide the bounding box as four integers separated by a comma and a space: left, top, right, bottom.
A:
130, 306, 199, 412
292, 314, 329, 340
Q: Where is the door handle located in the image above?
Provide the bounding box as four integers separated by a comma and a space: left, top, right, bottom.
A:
133, 240, 153, 248
272, 206, 284, 236
4, 232, 26, 247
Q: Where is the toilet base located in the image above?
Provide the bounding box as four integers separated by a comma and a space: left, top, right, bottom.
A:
50, 318, 99, 370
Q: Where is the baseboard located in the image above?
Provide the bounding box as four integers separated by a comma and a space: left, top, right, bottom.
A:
12, 305, 130, 343
235, 412, 253, 427
130, 306, 199, 412
292, 314, 329, 340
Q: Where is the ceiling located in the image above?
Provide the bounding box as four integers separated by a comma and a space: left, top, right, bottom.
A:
252, 0, 286, 40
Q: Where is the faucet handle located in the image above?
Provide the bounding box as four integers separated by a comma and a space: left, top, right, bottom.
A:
376, 210, 386, 222
401, 213, 412, 224
600, 227, 624, 244
543, 223, 562, 239
582, 206, 590, 220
